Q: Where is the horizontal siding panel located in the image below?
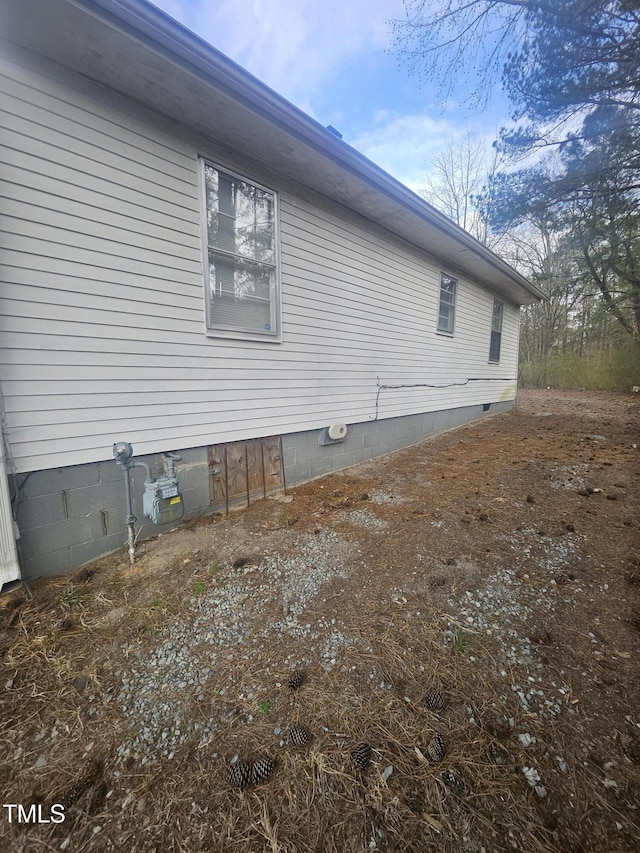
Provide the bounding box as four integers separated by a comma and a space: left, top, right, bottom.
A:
2, 180, 199, 244
0, 331, 501, 370
1, 385, 428, 415
10, 398, 378, 440
282, 278, 433, 334
8, 391, 378, 430
1, 267, 201, 308
281, 214, 430, 286
2, 307, 483, 355
0, 60, 194, 170
282, 259, 433, 317
0, 131, 195, 212
1, 229, 200, 276
286, 307, 432, 346
282, 229, 434, 305
0, 205, 198, 263
0, 301, 203, 336
1, 362, 392, 382
282, 207, 448, 295
1, 250, 200, 292
282, 195, 428, 268
1, 285, 202, 323
10, 385, 516, 470
3, 277, 434, 341
1, 151, 196, 222
0, 340, 438, 368
4, 390, 513, 426
0, 315, 450, 356
2, 105, 193, 198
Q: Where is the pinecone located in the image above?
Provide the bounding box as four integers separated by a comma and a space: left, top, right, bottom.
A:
424, 687, 445, 710
441, 767, 467, 793
288, 669, 306, 691
227, 760, 253, 789
252, 756, 275, 785
427, 733, 446, 762
351, 741, 373, 771
288, 725, 309, 746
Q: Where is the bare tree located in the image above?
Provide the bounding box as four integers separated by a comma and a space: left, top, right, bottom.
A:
392, 0, 533, 108
420, 133, 501, 245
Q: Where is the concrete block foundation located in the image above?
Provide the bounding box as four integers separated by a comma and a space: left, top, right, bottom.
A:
11, 401, 512, 580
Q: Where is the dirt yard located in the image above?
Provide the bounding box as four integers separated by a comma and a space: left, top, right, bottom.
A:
1, 389, 639, 853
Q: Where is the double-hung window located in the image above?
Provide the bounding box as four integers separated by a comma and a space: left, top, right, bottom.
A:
202, 161, 279, 339
437, 273, 457, 334
489, 299, 503, 362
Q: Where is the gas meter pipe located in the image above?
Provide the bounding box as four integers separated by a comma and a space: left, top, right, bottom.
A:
123, 464, 136, 565
113, 441, 155, 565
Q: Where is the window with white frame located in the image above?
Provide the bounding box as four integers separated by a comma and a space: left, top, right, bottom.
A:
489, 299, 503, 362
202, 161, 278, 338
437, 273, 457, 334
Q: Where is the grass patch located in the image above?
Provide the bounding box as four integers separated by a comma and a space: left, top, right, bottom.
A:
59, 586, 93, 611
451, 626, 471, 655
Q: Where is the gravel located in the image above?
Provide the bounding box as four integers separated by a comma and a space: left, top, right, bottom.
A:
340, 509, 388, 530
111, 528, 356, 764
445, 525, 581, 720
368, 489, 403, 506
110, 485, 582, 763
550, 464, 590, 490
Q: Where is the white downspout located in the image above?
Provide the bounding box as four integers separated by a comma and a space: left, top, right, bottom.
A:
0, 448, 20, 586
0, 382, 21, 586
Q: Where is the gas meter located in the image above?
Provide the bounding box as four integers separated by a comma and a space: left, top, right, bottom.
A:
142, 456, 184, 525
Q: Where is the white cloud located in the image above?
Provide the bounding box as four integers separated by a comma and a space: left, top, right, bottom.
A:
152, 0, 406, 106
350, 112, 463, 193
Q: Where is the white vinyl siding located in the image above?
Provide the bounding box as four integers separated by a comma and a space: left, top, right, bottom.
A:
0, 45, 520, 473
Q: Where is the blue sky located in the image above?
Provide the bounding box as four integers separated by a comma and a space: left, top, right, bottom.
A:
152, 0, 509, 193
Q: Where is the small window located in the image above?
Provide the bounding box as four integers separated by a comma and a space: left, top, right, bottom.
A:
202, 161, 279, 338
437, 273, 457, 334
489, 299, 503, 362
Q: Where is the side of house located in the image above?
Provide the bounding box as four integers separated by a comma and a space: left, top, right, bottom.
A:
0, 1, 539, 581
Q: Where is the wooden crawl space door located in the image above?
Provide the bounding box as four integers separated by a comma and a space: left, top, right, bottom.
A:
208, 436, 285, 512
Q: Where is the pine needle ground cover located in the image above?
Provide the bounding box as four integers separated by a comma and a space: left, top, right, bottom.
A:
1, 390, 639, 852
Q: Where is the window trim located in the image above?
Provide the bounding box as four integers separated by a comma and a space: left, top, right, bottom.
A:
436, 272, 457, 336
488, 298, 504, 362
199, 157, 282, 342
